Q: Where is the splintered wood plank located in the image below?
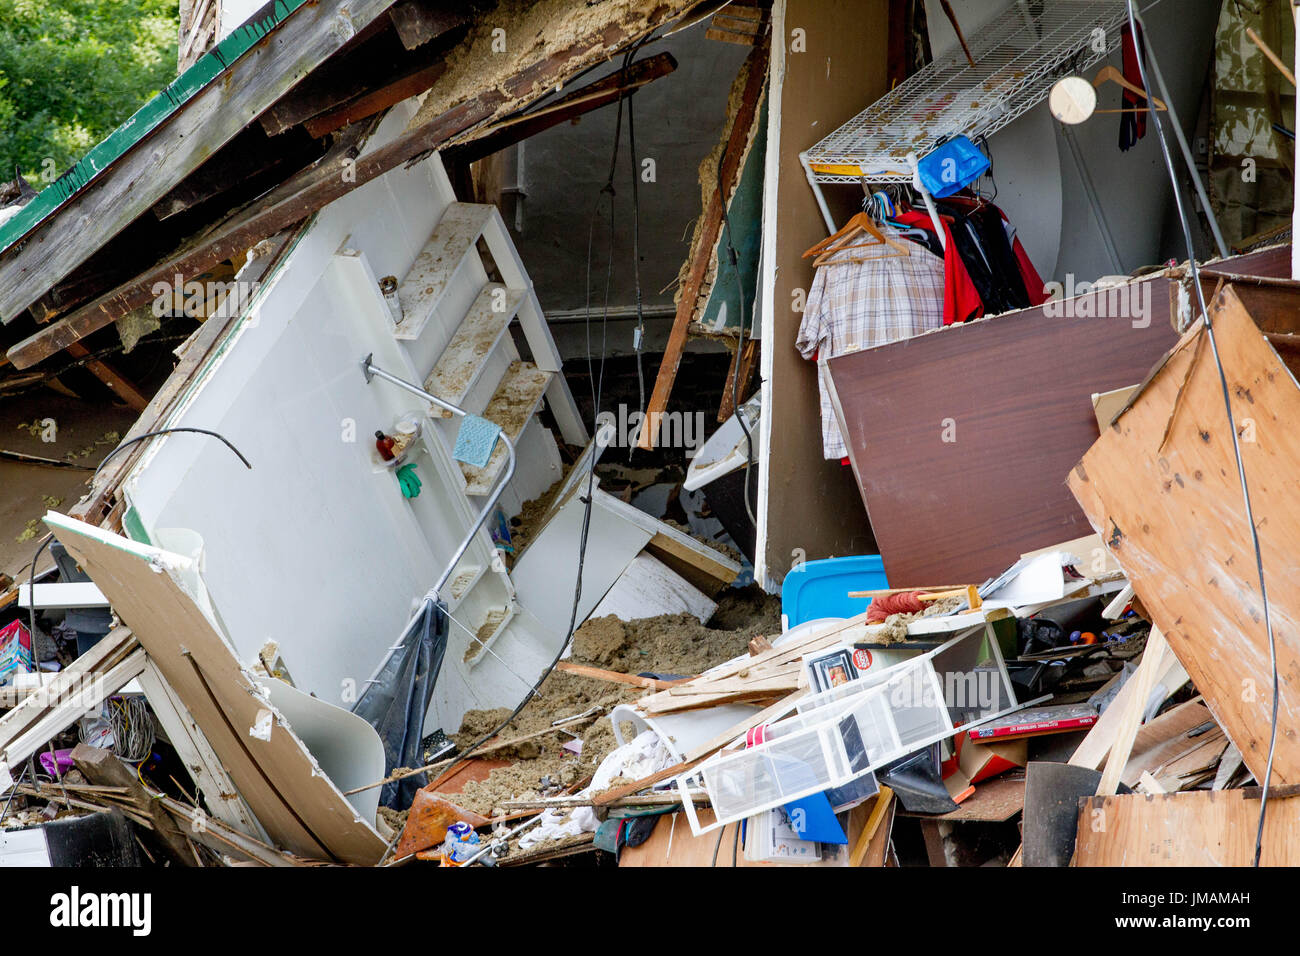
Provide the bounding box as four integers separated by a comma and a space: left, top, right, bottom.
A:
394, 202, 493, 341
459, 361, 552, 495
5, 0, 703, 366
423, 282, 523, 416
637, 40, 768, 449
0, 0, 402, 324
66, 343, 149, 411
1068, 285, 1300, 786
1074, 789, 1300, 866
387, 1, 469, 50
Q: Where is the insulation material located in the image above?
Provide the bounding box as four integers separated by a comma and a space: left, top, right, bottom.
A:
684, 56, 769, 338
407, 0, 700, 145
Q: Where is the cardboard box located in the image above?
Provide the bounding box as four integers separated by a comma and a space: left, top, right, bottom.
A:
0, 620, 35, 688
956, 733, 1027, 784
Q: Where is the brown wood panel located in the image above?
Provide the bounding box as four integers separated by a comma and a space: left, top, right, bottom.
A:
1074, 790, 1300, 866
1068, 286, 1300, 785
51, 516, 388, 864
761, 0, 888, 581
825, 276, 1180, 586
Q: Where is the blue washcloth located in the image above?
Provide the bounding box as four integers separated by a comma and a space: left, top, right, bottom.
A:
453, 414, 501, 468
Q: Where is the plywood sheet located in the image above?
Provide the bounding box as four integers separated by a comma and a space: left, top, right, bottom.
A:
757, 0, 889, 584
1074, 789, 1300, 866
45, 513, 387, 864
826, 275, 1181, 585
1068, 286, 1300, 785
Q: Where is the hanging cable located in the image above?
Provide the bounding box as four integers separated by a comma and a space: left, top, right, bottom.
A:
26, 533, 53, 655
1125, 0, 1277, 867
417, 35, 657, 797
628, 49, 648, 458
92, 427, 252, 486
717, 128, 758, 525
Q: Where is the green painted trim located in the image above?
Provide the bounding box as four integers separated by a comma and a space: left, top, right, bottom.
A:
696, 93, 768, 337
0, 0, 310, 255
122, 506, 152, 547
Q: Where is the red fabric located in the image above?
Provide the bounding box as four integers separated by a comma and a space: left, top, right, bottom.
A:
1012, 236, 1047, 306
892, 209, 983, 324
866, 590, 926, 623
1120, 23, 1148, 147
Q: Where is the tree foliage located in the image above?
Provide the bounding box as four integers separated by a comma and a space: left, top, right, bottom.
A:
0, 0, 179, 187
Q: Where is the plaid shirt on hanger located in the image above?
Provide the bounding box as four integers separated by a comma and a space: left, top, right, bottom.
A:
796, 229, 945, 459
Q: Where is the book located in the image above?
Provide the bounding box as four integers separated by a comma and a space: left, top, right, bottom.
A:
966, 702, 1098, 740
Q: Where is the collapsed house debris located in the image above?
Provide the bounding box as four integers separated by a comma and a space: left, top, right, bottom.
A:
0, 0, 1297, 875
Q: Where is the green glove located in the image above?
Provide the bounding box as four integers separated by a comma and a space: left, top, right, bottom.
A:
397, 463, 422, 498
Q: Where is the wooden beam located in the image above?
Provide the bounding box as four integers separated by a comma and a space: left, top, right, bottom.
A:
1068, 635, 1185, 772
7, 4, 695, 369
0, 628, 143, 775
1096, 628, 1169, 796
442, 52, 678, 167
151, 125, 325, 221
72, 743, 196, 866
303, 62, 448, 139
717, 337, 759, 421
637, 40, 768, 449
0, 0, 405, 325
387, 0, 469, 50
259, 22, 456, 137
554, 661, 689, 690
65, 343, 149, 412
849, 787, 893, 868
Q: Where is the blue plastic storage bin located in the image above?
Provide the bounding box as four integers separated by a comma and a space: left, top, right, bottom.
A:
781, 555, 889, 628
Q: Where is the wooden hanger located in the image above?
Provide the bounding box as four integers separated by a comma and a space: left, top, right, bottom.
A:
1092, 64, 1167, 113
803, 212, 909, 266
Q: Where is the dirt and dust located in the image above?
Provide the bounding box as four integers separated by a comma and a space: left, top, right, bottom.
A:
441, 586, 780, 816
408, 0, 696, 144
874, 595, 967, 644
504, 459, 573, 561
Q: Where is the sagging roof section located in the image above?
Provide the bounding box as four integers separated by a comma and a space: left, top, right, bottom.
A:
1, 0, 706, 371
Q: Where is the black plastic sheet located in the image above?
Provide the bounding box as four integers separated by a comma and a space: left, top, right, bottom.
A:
352, 598, 448, 810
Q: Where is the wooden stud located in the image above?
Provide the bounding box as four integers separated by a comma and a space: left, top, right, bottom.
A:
637, 40, 768, 449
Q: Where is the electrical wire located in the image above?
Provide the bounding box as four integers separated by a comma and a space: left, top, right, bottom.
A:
627, 49, 648, 458
92, 426, 252, 486
107, 696, 156, 763
410, 36, 658, 803
710, 826, 726, 866
716, 131, 758, 525
26, 533, 53, 654
1125, 0, 1278, 867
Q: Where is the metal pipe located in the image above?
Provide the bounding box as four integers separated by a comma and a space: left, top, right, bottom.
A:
1129, 5, 1230, 260
1060, 124, 1125, 274
907, 152, 947, 251
800, 152, 839, 235
359, 354, 517, 597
